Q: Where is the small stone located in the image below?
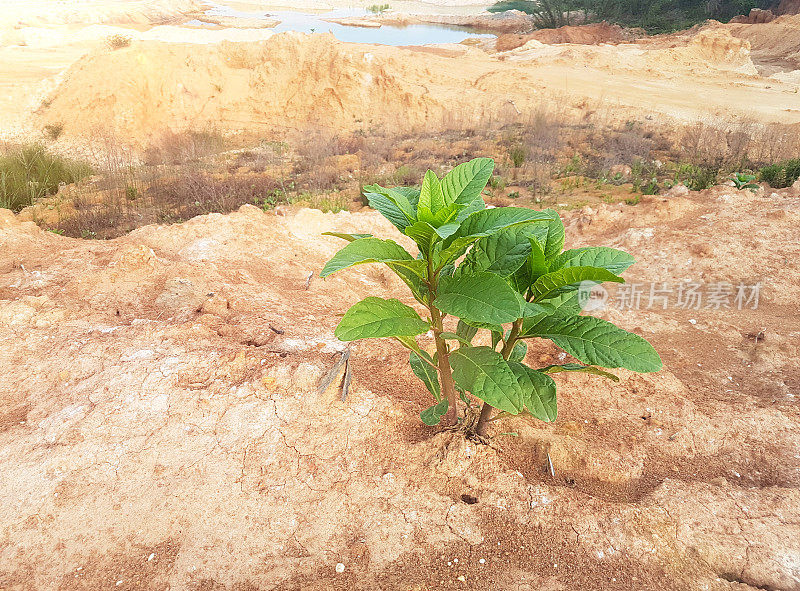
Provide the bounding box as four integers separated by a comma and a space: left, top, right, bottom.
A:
457, 575, 466, 582
335, 563, 345, 574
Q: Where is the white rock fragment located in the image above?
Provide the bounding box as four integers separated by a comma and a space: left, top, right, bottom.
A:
335, 563, 345, 574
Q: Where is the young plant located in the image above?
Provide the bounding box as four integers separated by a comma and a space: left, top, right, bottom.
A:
729, 172, 759, 191
321, 158, 661, 437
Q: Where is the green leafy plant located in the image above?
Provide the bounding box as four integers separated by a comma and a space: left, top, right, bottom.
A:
321, 158, 661, 437
729, 172, 759, 191
366, 3, 390, 14
759, 159, 800, 189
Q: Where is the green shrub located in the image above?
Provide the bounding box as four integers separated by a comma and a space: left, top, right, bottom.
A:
683, 165, 718, 191
0, 145, 91, 212
487, 0, 536, 12
366, 3, 390, 13
759, 159, 800, 189
489, 0, 772, 34
321, 158, 661, 437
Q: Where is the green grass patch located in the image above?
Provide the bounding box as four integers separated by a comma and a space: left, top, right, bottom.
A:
759, 159, 800, 189
0, 145, 91, 212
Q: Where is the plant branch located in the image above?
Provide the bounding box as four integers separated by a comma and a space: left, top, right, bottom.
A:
476, 318, 523, 437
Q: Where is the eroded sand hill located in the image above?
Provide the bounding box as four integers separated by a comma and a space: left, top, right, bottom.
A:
1, 182, 799, 590
30, 25, 800, 147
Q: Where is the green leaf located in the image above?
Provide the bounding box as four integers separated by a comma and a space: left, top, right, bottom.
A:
335, 297, 430, 341
363, 185, 416, 231
320, 238, 422, 278
450, 346, 522, 414
418, 170, 445, 221
386, 262, 428, 304
550, 247, 636, 274
457, 227, 532, 278
522, 302, 556, 318
528, 237, 548, 280
510, 236, 547, 294
439, 332, 472, 346
508, 362, 557, 422
421, 398, 449, 426
438, 208, 557, 269
441, 157, 495, 206
519, 315, 663, 373
436, 272, 523, 325
322, 232, 373, 242
404, 221, 440, 255
395, 335, 424, 356
531, 266, 624, 302
509, 341, 528, 363
540, 363, 619, 382
539, 290, 582, 317
491, 329, 503, 350
456, 319, 478, 345
410, 351, 441, 400
529, 211, 564, 261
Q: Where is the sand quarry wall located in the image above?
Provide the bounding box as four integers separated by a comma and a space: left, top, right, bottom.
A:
32, 28, 800, 146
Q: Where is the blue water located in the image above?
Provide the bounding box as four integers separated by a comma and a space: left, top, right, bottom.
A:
198, 3, 496, 45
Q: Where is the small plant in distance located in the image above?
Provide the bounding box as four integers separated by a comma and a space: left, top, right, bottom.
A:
106, 34, 132, 50
729, 172, 759, 192
321, 158, 661, 437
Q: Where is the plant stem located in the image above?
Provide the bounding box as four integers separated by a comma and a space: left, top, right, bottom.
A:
426, 258, 458, 427
431, 306, 458, 427
475, 318, 523, 437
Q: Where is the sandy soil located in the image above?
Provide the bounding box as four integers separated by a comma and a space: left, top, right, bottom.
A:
1, 180, 799, 589
2, 4, 800, 145
24, 26, 800, 149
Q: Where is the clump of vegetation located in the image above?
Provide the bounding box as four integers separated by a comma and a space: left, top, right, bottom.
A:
759, 159, 800, 189
106, 34, 132, 50
0, 144, 91, 212
321, 158, 661, 437
508, 144, 527, 180
730, 172, 759, 191
366, 4, 391, 14
489, 0, 775, 33
43, 123, 64, 141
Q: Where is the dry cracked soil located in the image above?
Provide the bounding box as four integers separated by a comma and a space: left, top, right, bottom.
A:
1, 181, 799, 590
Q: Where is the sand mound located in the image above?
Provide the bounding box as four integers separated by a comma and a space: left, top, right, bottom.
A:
1, 182, 800, 588
35, 33, 466, 144
0, 0, 203, 28
33, 29, 798, 147
496, 22, 635, 52
727, 14, 800, 74
676, 29, 758, 75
